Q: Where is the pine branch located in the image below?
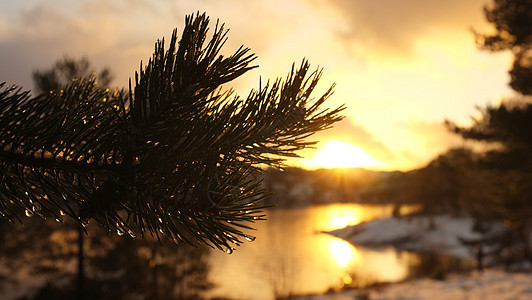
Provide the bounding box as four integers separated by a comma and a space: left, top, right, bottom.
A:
0, 12, 344, 251
0, 79, 128, 226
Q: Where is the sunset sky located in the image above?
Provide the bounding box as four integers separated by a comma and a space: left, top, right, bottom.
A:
0, 0, 516, 171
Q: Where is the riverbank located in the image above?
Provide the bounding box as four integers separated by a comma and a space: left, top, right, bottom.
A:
310, 214, 532, 299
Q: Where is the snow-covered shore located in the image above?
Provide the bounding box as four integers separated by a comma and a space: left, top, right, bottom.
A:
327, 215, 492, 260
296, 269, 532, 300
306, 215, 532, 300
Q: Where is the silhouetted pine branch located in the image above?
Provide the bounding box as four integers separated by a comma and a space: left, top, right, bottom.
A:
0, 12, 344, 251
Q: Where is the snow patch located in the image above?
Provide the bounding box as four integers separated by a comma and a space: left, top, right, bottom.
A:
327, 216, 487, 259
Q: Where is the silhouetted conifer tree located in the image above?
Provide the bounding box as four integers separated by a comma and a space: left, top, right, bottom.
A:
475, 0, 532, 95
448, 101, 532, 264
32, 56, 113, 95
441, 0, 532, 265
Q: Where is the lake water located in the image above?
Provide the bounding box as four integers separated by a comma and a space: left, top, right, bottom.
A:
207, 203, 422, 300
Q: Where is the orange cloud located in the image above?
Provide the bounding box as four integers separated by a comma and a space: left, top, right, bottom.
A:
306, 0, 489, 57
313, 118, 395, 161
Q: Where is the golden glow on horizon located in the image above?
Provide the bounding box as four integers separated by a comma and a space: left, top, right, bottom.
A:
305, 140, 383, 169
328, 239, 358, 268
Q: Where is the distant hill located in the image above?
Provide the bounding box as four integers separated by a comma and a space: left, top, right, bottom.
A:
261, 167, 409, 207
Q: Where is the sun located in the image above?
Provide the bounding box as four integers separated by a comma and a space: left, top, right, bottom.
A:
306, 140, 382, 169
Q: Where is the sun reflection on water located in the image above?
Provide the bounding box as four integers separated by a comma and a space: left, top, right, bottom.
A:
328, 239, 358, 268
316, 205, 368, 232
208, 204, 417, 300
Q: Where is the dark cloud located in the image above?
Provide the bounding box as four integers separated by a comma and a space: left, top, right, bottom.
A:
0, 5, 76, 88
1, 3, 107, 89
0, 0, 291, 91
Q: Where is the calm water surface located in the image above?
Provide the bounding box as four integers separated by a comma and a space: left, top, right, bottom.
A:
207, 203, 420, 300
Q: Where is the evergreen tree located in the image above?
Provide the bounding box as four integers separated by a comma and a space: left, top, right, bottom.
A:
0, 12, 344, 252
448, 101, 532, 264
474, 0, 532, 95
32, 56, 113, 95
443, 0, 532, 265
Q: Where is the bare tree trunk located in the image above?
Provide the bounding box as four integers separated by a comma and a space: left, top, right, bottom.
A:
77, 226, 85, 300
